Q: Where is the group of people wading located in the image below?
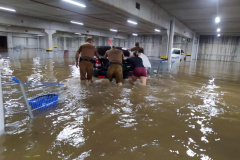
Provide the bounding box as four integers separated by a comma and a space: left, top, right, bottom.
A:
75, 38, 151, 86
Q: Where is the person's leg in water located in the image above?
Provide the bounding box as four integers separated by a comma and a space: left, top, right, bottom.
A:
80, 61, 87, 82
115, 64, 123, 86
86, 62, 94, 83
131, 75, 138, 84
140, 76, 147, 86
108, 65, 114, 84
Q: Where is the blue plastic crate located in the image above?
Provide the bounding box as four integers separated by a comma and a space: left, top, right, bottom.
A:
29, 94, 59, 110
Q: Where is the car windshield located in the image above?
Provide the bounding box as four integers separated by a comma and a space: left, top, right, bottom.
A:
172, 50, 180, 54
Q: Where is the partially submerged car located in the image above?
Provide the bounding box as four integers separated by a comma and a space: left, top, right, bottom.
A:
93, 46, 133, 79
171, 48, 186, 61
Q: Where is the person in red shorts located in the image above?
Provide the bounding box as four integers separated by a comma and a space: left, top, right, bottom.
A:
126, 49, 147, 86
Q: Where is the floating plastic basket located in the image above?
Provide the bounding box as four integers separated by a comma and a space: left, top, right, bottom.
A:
28, 94, 59, 110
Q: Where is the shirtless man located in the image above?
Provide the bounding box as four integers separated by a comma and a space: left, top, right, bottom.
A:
104, 47, 125, 86
75, 38, 99, 82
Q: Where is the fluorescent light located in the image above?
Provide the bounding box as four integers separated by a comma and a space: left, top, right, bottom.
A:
70, 21, 84, 25
215, 16, 220, 23
132, 33, 138, 36
155, 29, 161, 32
0, 6, 16, 12
37, 35, 43, 36
217, 34, 221, 37
110, 29, 118, 32
217, 28, 221, 32
62, 0, 86, 8
127, 20, 138, 25
75, 33, 81, 35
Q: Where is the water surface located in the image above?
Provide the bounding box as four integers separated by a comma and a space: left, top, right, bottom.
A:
0, 49, 240, 160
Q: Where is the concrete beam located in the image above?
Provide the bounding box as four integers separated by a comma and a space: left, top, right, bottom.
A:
0, 12, 128, 40
93, 0, 194, 38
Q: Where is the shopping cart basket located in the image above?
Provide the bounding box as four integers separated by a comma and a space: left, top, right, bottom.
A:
11, 77, 64, 118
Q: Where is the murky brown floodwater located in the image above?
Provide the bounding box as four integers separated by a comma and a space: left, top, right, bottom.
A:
0, 49, 240, 160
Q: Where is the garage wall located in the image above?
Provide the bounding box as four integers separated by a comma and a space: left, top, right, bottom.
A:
173, 36, 192, 55
12, 34, 39, 49
128, 35, 162, 57
127, 35, 191, 58
198, 35, 240, 61
55, 36, 125, 51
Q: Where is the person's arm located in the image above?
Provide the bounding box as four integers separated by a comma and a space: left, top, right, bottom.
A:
75, 46, 82, 68
122, 51, 126, 60
95, 48, 100, 59
130, 47, 136, 52
104, 51, 108, 59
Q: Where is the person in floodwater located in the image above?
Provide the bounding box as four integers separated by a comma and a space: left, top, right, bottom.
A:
104, 46, 125, 86
104, 46, 115, 59
75, 38, 99, 83
138, 49, 151, 77
126, 49, 147, 86
128, 42, 144, 57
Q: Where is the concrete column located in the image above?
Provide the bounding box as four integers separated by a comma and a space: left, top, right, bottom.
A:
160, 30, 169, 58
189, 33, 196, 61
0, 70, 4, 135
168, 18, 175, 67
7, 33, 13, 49
44, 29, 56, 50
37, 36, 39, 50
63, 37, 67, 50
195, 35, 200, 60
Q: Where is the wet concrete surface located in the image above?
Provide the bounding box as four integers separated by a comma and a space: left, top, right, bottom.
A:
0, 49, 240, 160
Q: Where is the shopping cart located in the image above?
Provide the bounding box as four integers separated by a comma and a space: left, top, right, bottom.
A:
11, 77, 64, 118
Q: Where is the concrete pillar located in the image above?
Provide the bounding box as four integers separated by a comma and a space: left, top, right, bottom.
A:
168, 18, 175, 67
195, 35, 200, 60
160, 30, 169, 58
188, 33, 196, 61
44, 29, 56, 50
63, 37, 67, 50
7, 33, 13, 49
0, 70, 4, 135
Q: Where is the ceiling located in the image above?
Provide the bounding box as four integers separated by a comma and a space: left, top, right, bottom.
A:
0, 0, 240, 36
153, 0, 240, 35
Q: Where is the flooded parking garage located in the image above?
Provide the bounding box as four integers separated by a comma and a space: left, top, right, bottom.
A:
0, 50, 240, 160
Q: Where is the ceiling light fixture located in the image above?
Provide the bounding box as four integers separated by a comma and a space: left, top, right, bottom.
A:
215, 16, 220, 23
155, 29, 161, 32
217, 33, 221, 37
127, 20, 138, 25
70, 21, 84, 25
0, 6, 16, 12
110, 29, 118, 32
62, 0, 86, 8
217, 28, 221, 32
132, 33, 138, 36
215, 0, 220, 23
75, 33, 81, 35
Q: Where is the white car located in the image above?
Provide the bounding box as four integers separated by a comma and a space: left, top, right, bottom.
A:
171, 48, 186, 61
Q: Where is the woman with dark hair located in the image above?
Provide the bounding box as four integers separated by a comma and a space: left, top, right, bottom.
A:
126, 50, 147, 86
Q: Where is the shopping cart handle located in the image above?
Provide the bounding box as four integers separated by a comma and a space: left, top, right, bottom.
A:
12, 77, 20, 83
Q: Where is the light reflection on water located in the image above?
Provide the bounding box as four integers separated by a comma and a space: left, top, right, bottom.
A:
1, 49, 240, 160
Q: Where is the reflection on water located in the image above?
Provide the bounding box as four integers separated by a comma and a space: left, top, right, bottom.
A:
0, 49, 240, 160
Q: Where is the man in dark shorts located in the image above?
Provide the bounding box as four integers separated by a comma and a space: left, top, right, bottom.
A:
128, 42, 144, 57
104, 47, 125, 86
126, 49, 147, 86
75, 38, 99, 82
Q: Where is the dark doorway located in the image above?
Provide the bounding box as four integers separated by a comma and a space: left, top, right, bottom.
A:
0, 36, 8, 53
